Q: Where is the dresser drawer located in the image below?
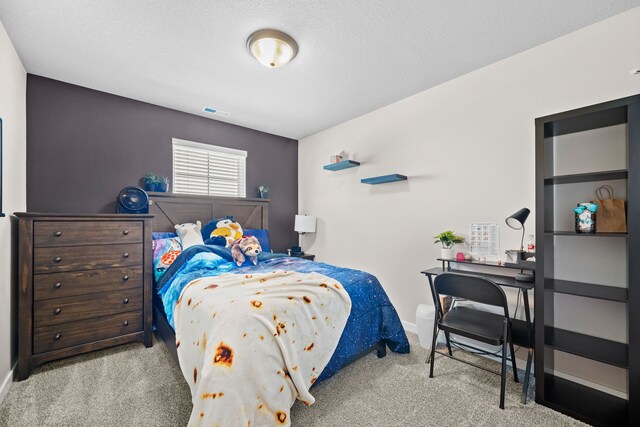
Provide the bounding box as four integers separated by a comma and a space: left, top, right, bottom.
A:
34, 244, 142, 273
34, 267, 143, 301
34, 288, 142, 327
34, 221, 142, 247
33, 311, 143, 354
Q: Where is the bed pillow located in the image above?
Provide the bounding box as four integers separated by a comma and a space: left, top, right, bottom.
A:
201, 217, 243, 247
201, 216, 232, 241
243, 229, 271, 253
152, 237, 183, 282
153, 232, 178, 240
175, 221, 204, 250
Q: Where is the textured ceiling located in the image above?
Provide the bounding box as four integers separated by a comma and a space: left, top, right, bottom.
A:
1, 1, 638, 139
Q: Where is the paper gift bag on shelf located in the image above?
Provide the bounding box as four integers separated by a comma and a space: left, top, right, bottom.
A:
594, 185, 627, 233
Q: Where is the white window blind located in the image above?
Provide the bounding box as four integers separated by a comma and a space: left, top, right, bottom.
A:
172, 139, 247, 197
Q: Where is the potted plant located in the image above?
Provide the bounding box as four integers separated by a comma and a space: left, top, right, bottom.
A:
258, 185, 269, 199
434, 230, 464, 259
156, 175, 170, 192
143, 173, 159, 192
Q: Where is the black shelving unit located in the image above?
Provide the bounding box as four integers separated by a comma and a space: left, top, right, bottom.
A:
535, 94, 640, 426
544, 278, 628, 302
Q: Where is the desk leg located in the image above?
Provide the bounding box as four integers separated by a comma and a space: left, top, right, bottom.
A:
522, 348, 534, 404
521, 289, 534, 404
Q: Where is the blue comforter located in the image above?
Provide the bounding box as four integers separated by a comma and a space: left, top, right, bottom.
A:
156, 245, 410, 382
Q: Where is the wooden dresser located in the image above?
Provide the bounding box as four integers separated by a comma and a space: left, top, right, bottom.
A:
15, 213, 154, 380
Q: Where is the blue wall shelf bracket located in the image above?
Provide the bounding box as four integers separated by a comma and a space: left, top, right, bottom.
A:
361, 174, 408, 185
323, 160, 361, 171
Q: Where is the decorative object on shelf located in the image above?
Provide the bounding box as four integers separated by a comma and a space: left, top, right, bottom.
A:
361, 174, 407, 185
143, 173, 160, 192
330, 154, 343, 164
469, 222, 499, 257
594, 185, 627, 233
527, 234, 536, 252
574, 203, 597, 233
156, 176, 170, 192
247, 29, 298, 68
505, 249, 519, 263
323, 160, 360, 171
294, 214, 316, 235
433, 230, 464, 260
116, 187, 149, 214
464, 254, 472, 261
257, 185, 270, 199
455, 252, 465, 261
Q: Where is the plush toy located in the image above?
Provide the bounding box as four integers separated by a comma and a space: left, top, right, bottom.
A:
230, 236, 262, 266
175, 221, 205, 250
210, 218, 243, 247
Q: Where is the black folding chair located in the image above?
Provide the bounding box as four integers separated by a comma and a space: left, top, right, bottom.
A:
428, 273, 519, 409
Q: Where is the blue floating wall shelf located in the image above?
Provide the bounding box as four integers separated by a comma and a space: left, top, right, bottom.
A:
323, 160, 361, 171
361, 174, 408, 185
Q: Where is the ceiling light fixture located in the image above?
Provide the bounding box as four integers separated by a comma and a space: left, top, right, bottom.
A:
247, 29, 298, 68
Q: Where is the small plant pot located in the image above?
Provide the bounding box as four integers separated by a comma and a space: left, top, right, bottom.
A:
144, 182, 157, 192
156, 182, 169, 192
440, 248, 454, 259
259, 191, 268, 199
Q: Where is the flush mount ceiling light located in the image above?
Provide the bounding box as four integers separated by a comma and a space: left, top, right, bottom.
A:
247, 29, 298, 68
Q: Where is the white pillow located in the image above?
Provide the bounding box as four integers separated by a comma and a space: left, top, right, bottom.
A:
175, 221, 205, 250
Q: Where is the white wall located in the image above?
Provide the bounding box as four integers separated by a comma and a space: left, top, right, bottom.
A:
299, 7, 640, 392
0, 18, 26, 402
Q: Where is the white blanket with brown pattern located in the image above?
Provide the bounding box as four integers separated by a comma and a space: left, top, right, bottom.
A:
174, 270, 351, 426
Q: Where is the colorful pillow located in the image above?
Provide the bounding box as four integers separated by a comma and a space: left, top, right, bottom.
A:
153, 232, 178, 240
202, 217, 243, 248
152, 237, 182, 282
243, 229, 271, 253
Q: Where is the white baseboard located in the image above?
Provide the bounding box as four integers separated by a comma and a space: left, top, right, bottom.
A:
0, 363, 15, 405
401, 320, 417, 334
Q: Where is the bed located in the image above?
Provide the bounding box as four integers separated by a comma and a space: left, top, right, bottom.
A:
148, 193, 410, 425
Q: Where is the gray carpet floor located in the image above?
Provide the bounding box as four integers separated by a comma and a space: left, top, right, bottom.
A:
0, 333, 584, 426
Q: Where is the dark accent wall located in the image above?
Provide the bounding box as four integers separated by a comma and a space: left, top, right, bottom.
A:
26, 75, 298, 252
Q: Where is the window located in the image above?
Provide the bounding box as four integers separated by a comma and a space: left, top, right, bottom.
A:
172, 138, 247, 197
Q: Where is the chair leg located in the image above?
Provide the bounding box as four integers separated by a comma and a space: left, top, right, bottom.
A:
499, 322, 508, 409
521, 348, 534, 404
429, 321, 439, 378
508, 329, 519, 383
444, 331, 453, 356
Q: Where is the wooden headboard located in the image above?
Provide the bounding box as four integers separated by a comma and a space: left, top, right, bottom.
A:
148, 192, 269, 232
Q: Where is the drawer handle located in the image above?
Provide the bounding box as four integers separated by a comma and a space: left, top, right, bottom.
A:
53, 231, 62, 237
123, 230, 129, 236
53, 308, 62, 315
123, 320, 129, 327
122, 275, 129, 281
123, 253, 129, 258
123, 298, 129, 304
54, 333, 62, 341
53, 257, 62, 263
53, 282, 62, 289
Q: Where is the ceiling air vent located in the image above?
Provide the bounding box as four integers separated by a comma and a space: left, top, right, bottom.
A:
202, 106, 231, 117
